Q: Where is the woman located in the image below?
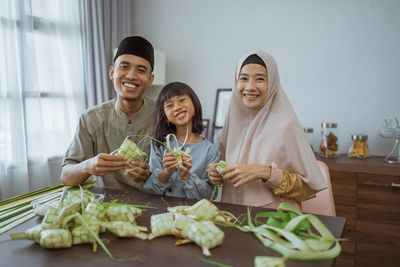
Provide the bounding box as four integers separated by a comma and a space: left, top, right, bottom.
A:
208, 51, 327, 208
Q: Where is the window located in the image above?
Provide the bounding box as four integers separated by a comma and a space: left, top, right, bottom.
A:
0, 0, 85, 162
1, 0, 85, 199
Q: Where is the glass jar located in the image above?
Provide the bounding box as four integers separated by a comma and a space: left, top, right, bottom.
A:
348, 134, 369, 159
320, 122, 339, 158
303, 127, 315, 153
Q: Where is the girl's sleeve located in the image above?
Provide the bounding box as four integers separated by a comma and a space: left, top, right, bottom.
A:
143, 141, 173, 196
183, 143, 220, 199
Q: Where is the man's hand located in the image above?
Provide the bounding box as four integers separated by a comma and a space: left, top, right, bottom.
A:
85, 153, 128, 176
126, 161, 150, 183
179, 153, 192, 180
207, 162, 223, 186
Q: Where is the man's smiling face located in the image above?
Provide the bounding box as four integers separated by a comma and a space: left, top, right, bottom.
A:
109, 54, 154, 101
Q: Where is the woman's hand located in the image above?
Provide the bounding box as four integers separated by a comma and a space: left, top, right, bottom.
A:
220, 164, 271, 187
207, 162, 223, 186
179, 153, 192, 180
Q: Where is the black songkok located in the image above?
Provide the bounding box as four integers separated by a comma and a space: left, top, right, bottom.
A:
241, 54, 266, 69
113, 36, 154, 71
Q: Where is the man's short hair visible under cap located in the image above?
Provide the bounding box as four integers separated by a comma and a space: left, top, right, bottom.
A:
113, 36, 154, 71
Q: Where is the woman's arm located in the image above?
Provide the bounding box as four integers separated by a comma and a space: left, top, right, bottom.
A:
221, 163, 316, 202
270, 170, 316, 202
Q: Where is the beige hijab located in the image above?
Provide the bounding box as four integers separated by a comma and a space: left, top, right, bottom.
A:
220, 51, 327, 206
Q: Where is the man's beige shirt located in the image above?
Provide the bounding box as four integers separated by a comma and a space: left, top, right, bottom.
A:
63, 96, 156, 190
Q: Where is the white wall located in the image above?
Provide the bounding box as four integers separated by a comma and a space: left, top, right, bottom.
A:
132, 0, 400, 156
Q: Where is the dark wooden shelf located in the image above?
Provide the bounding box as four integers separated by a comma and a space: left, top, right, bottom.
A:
319, 155, 400, 267
318, 155, 400, 176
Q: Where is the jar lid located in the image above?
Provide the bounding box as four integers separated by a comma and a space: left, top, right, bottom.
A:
303, 128, 313, 133
321, 122, 337, 128
351, 134, 368, 141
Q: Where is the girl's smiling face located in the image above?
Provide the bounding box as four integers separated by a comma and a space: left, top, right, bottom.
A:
164, 94, 195, 127
237, 63, 268, 109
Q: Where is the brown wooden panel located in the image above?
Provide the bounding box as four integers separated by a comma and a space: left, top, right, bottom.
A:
330, 171, 357, 207
357, 174, 400, 225
334, 206, 355, 267
356, 220, 400, 267
320, 155, 400, 176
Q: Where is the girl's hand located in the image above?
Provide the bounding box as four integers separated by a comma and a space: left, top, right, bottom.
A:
158, 152, 179, 183
220, 164, 271, 187
207, 162, 223, 186
162, 152, 179, 175
179, 153, 192, 180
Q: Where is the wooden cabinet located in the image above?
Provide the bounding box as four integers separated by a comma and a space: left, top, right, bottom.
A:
320, 156, 400, 267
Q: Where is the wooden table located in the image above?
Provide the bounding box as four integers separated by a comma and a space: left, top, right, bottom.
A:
0, 188, 346, 267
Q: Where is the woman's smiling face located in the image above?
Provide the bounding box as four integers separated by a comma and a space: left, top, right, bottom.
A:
237, 63, 268, 109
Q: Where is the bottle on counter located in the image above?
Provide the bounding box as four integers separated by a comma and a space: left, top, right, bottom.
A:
303, 127, 315, 153
319, 122, 338, 158
348, 134, 369, 159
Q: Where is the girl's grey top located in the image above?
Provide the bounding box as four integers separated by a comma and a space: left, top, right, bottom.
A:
144, 138, 220, 199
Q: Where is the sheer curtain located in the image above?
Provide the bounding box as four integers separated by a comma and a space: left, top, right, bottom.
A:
79, 0, 133, 107
0, 0, 85, 200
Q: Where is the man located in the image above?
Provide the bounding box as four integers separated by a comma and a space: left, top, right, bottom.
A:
61, 36, 156, 190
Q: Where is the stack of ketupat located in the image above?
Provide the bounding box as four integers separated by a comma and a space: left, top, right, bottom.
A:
10, 188, 148, 259
148, 199, 230, 256
0, 178, 98, 235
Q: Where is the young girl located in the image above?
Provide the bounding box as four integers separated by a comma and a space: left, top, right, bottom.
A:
143, 82, 219, 199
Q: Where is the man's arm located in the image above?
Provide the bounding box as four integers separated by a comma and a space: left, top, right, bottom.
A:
61, 153, 129, 186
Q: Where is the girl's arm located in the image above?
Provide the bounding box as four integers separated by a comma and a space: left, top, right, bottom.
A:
143, 142, 175, 195
182, 144, 220, 199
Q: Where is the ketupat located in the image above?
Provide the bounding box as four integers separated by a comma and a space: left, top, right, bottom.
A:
84, 200, 106, 222
10, 187, 150, 260
41, 206, 63, 229
106, 206, 142, 224
114, 136, 147, 162
188, 221, 224, 256
167, 205, 191, 214
171, 213, 196, 238
40, 229, 72, 248
148, 212, 174, 239
165, 133, 191, 167
71, 223, 99, 245
104, 221, 148, 239
185, 199, 230, 222
216, 160, 228, 174
254, 256, 287, 267
57, 202, 81, 227
9, 224, 44, 243
148, 199, 229, 255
